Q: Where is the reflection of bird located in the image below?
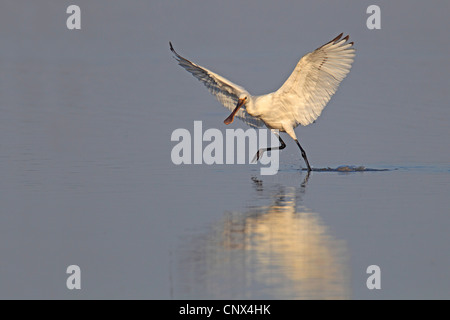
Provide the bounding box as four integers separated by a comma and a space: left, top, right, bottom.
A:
170, 34, 355, 171
174, 175, 349, 299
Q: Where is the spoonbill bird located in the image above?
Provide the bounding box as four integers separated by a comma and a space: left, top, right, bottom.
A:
170, 34, 355, 171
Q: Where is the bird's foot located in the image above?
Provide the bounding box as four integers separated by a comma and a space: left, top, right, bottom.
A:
252, 150, 264, 163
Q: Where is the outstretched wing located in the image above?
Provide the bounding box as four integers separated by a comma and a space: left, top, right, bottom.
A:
276, 33, 355, 126
170, 42, 264, 128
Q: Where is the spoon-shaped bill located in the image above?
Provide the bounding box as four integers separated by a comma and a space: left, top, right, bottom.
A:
224, 98, 246, 125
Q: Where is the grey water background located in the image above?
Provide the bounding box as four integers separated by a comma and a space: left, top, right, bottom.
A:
0, 1, 449, 299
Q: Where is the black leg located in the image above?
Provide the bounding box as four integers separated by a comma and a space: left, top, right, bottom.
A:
252, 135, 286, 162
295, 139, 312, 172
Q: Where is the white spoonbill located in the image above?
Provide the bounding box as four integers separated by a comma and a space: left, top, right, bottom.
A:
170, 33, 355, 171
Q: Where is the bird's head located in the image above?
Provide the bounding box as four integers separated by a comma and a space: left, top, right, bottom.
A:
224, 94, 248, 125
238, 93, 248, 101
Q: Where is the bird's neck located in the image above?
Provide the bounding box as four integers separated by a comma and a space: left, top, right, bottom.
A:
247, 93, 273, 117
245, 96, 257, 116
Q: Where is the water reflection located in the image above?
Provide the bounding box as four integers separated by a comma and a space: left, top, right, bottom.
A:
174, 174, 350, 299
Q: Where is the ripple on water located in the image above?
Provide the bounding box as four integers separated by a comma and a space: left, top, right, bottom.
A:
301, 165, 391, 172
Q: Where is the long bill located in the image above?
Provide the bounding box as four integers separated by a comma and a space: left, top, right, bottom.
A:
224, 98, 245, 125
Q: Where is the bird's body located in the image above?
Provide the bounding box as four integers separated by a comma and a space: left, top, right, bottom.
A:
170, 34, 355, 171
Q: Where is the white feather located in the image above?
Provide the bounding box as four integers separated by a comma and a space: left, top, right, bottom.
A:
170, 43, 265, 128
275, 34, 355, 126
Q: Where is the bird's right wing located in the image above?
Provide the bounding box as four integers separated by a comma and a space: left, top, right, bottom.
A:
170, 42, 265, 128
275, 34, 355, 126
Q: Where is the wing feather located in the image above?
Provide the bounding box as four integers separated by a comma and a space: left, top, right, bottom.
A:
170, 42, 264, 128
275, 33, 355, 126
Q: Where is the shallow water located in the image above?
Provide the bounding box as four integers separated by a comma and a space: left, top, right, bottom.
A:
304, 166, 390, 172
169, 165, 450, 299
0, 1, 449, 299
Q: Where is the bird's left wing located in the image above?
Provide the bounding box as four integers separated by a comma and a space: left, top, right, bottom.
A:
275, 34, 355, 126
170, 42, 264, 128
